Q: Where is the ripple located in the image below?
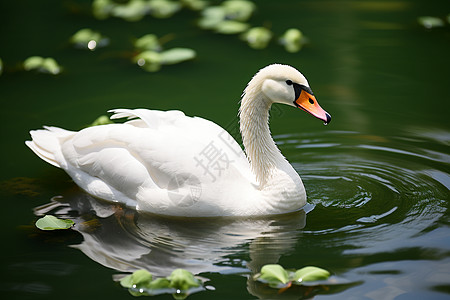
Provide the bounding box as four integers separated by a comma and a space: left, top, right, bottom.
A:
276, 130, 449, 245
31, 129, 449, 299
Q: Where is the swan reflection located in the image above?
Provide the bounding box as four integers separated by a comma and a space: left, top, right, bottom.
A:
34, 190, 310, 278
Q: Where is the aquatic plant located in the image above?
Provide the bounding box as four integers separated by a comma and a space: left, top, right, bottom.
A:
71, 28, 109, 50
89, 115, 114, 127
23, 56, 62, 75
120, 268, 203, 299
92, 0, 182, 21
418, 16, 445, 29
417, 12, 450, 29
240, 26, 273, 49
133, 34, 196, 72
279, 28, 308, 53
90, 0, 306, 53
253, 264, 331, 289
198, 0, 255, 33
35, 215, 74, 230
0, 0, 310, 79
180, 0, 208, 11
134, 34, 162, 52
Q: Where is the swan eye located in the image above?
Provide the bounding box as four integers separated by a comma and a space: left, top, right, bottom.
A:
285, 80, 293, 85
309, 98, 314, 104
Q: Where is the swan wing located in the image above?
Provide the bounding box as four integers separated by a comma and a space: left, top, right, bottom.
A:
59, 109, 255, 214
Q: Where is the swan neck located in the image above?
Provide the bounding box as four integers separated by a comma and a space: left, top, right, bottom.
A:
239, 91, 285, 186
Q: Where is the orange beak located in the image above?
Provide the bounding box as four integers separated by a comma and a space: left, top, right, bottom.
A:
294, 89, 331, 124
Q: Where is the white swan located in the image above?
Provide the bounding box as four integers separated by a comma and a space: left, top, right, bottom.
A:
26, 64, 331, 217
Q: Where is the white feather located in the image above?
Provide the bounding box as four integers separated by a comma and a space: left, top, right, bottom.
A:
26, 64, 318, 217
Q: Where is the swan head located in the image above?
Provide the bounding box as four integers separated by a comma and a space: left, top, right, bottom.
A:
244, 64, 331, 124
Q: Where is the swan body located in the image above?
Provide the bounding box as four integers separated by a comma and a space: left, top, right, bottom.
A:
26, 64, 330, 217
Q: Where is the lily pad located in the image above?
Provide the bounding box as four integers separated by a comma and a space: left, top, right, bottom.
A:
198, 0, 255, 31
148, 0, 181, 19
23, 56, 62, 75
418, 16, 445, 29
147, 277, 171, 290
134, 34, 161, 51
35, 215, 74, 230
120, 269, 153, 289
279, 28, 305, 53
71, 28, 109, 50
41, 58, 61, 75
92, 0, 116, 19
241, 27, 273, 49
160, 48, 196, 65
24, 56, 44, 70
119, 268, 204, 298
215, 20, 250, 34
222, 0, 255, 22
133, 51, 162, 72
112, 0, 149, 21
167, 268, 201, 291
292, 266, 331, 284
254, 264, 290, 288
181, 0, 208, 11
254, 264, 332, 290
198, 7, 227, 29
89, 115, 113, 127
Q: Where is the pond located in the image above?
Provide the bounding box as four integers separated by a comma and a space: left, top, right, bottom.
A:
1, 0, 449, 299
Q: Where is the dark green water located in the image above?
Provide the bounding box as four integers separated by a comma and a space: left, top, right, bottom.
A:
1, 0, 449, 299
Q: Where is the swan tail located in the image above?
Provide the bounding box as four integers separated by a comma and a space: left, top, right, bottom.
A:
26, 126, 74, 168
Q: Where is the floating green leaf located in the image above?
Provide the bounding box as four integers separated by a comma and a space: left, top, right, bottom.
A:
112, 0, 149, 21
241, 27, 273, 49
92, 0, 116, 19
35, 215, 74, 230
147, 277, 171, 289
254, 264, 332, 290
41, 59, 60, 74
167, 269, 201, 291
71, 28, 109, 50
119, 269, 203, 299
94, 0, 181, 21
74, 29, 108, 49
198, 0, 254, 32
215, 20, 249, 34
24, 56, 44, 70
89, 115, 113, 127
222, 0, 255, 22
160, 48, 196, 65
181, 0, 208, 11
418, 16, 445, 29
292, 266, 331, 283
134, 34, 161, 51
71, 28, 99, 44
134, 51, 162, 72
120, 269, 153, 289
198, 7, 227, 29
254, 264, 290, 288
148, 0, 181, 19
24, 56, 62, 75
134, 48, 195, 72
279, 28, 305, 53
